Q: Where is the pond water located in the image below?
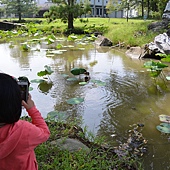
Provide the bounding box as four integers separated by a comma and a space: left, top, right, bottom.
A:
0, 39, 170, 169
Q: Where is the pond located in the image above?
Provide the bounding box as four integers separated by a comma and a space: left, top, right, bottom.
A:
0, 38, 170, 170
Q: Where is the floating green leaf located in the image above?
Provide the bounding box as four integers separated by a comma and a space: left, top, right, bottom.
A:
37, 70, 48, 77
66, 77, 78, 81
156, 123, 170, 134
67, 34, 78, 41
66, 97, 84, 104
71, 68, 86, 75
48, 38, 55, 44
30, 79, 45, 83
143, 60, 168, 78
79, 82, 88, 85
37, 65, 54, 77
44, 65, 54, 74
166, 76, 170, 80
144, 60, 168, 70
47, 110, 68, 122
21, 43, 30, 51
159, 114, 170, 123
156, 53, 170, 62
38, 82, 52, 93
61, 74, 69, 78
91, 79, 106, 86
49, 50, 63, 54
56, 44, 63, 49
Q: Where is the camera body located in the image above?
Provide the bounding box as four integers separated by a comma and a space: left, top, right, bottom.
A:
17, 77, 30, 102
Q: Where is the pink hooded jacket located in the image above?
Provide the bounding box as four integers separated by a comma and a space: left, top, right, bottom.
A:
0, 106, 50, 170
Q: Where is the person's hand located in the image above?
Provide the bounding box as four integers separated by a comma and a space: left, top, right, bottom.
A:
22, 94, 35, 110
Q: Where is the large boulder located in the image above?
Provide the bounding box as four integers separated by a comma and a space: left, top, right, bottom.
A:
51, 137, 90, 153
95, 35, 113, 46
148, 20, 169, 32
162, 0, 170, 19
125, 47, 144, 59
147, 30, 170, 55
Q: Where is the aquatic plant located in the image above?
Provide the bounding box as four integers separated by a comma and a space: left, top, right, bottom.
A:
37, 65, 54, 77
156, 53, 170, 63
143, 60, 168, 87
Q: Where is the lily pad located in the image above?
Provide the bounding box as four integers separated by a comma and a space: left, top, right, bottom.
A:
156, 123, 170, 134
37, 65, 54, 77
71, 68, 86, 75
38, 82, 53, 93
49, 50, 63, 54
30, 79, 45, 83
79, 82, 88, 85
166, 76, 170, 81
91, 80, 106, 86
47, 110, 68, 122
159, 114, 170, 123
61, 74, 69, 78
66, 97, 84, 105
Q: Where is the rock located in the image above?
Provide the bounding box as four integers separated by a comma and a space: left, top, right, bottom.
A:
95, 35, 113, 46
162, 0, 170, 19
148, 20, 169, 32
125, 46, 144, 59
147, 31, 170, 55
51, 137, 90, 153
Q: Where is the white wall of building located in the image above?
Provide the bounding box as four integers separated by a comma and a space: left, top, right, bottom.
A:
35, 0, 137, 18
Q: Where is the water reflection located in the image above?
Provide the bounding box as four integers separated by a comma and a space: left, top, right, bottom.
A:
0, 41, 170, 169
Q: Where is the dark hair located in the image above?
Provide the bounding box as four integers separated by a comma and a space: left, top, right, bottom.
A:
0, 73, 22, 124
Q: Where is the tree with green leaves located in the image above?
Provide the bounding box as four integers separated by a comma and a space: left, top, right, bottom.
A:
1, 0, 38, 22
106, 0, 119, 21
43, 0, 88, 32
83, 0, 91, 17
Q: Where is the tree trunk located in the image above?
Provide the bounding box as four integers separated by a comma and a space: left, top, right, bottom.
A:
141, 0, 144, 17
67, 0, 74, 30
68, 13, 74, 30
147, 0, 150, 18
17, 0, 22, 22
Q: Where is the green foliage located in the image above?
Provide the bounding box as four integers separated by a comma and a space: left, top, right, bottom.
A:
66, 97, 84, 104
67, 34, 78, 41
47, 110, 68, 122
44, 0, 92, 30
143, 60, 168, 88
156, 53, 170, 63
35, 121, 144, 170
157, 0, 169, 16
21, 43, 30, 51
91, 80, 106, 86
157, 123, 170, 134
70, 68, 86, 75
143, 60, 168, 78
106, 0, 120, 14
1, 0, 38, 22
37, 65, 54, 77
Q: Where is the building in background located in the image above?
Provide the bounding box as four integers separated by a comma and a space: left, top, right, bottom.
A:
35, 0, 137, 18
0, 0, 137, 19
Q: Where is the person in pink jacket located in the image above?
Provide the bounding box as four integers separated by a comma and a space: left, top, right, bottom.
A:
0, 73, 50, 170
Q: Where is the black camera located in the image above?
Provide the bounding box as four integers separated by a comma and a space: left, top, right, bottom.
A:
17, 77, 30, 102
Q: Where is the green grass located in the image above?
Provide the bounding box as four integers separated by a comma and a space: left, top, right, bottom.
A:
0, 17, 160, 47
33, 18, 159, 47
35, 121, 144, 170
